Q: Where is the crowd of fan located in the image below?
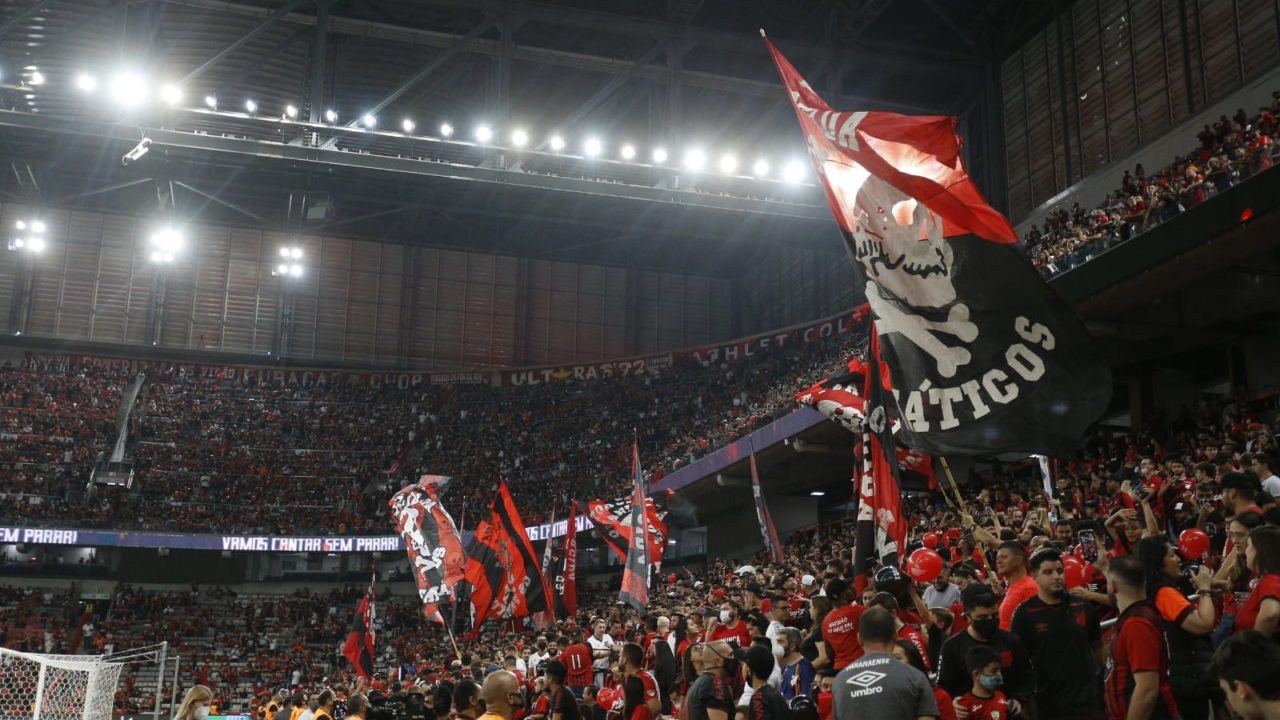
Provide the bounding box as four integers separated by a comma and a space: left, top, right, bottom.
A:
1024, 93, 1280, 277
0, 320, 862, 535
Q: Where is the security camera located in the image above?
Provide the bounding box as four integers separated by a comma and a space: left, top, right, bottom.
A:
122, 137, 152, 166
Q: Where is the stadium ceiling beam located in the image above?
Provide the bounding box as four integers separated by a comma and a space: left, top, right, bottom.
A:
560, 40, 668, 134
181, 0, 315, 84
173, 181, 266, 223
0, 110, 833, 223
0, 0, 53, 37
160, 0, 974, 109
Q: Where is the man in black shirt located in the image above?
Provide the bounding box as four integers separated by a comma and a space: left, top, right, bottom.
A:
544, 661, 582, 720
685, 641, 735, 720
740, 645, 790, 720
1010, 549, 1104, 720
937, 585, 1034, 717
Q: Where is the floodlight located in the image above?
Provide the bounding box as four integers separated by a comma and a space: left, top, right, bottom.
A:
276, 263, 289, 275
289, 264, 302, 277
324, 109, 338, 123
27, 237, 45, 253
549, 135, 565, 152
12, 238, 22, 249
285, 104, 299, 119
74, 73, 96, 92
290, 247, 302, 260
14, 221, 25, 231
718, 154, 738, 174
361, 113, 376, 128
28, 70, 44, 86
511, 129, 528, 147
751, 159, 769, 177
149, 228, 183, 255
782, 160, 806, 183
279, 247, 289, 258
30, 221, 45, 234
160, 84, 183, 106
583, 137, 603, 157
652, 148, 668, 164
401, 118, 415, 133
109, 71, 147, 107
620, 144, 636, 160
474, 125, 493, 142
204, 95, 217, 109
439, 123, 454, 137
244, 99, 257, 114
683, 149, 707, 171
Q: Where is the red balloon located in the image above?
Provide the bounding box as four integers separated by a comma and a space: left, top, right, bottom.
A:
667, 573, 678, 583
943, 528, 963, 545
906, 548, 944, 583
1179, 528, 1210, 560
1062, 556, 1087, 589
922, 532, 940, 549
597, 688, 614, 708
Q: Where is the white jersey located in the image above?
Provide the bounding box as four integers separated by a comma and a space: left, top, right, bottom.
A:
588, 634, 614, 670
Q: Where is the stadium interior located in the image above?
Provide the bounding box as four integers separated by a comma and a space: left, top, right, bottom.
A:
2, 0, 1280, 718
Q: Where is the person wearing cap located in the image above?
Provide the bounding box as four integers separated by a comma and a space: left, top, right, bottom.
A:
820, 578, 865, 670
543, 660, 582, 720
833, 608, 938, 720
740, 645, 790, 720
936, 585, 1032, 719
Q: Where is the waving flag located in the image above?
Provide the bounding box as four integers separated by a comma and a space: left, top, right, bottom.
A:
342, 572, 376, 678
619, 442, 651, 611
588, 496, 668, 564
464, 483, 553, 634
748, 449, 785, 562
854, 332, 908, 590
388, 476, 467, 623
560, 502, 579, 618
765, 35, 1109, 457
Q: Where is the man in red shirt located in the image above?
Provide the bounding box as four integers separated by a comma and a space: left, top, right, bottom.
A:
1104, 555, 1178, 720
620, 643, 662, 717
819, 578, 865, 669
559, 632, 593, 696
708, 601, 752, 648
996, 541, 1037, 631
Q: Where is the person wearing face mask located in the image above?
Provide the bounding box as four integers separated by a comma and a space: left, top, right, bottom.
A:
685, 642, 735, 720
479, 671, 524, 720
955, 646, 1010, 720
776, 628, 815, 702
936, 585, 1032, 718
1103, 555, 1178, 720
709, 602, 752, 649
174, 685, 215, 720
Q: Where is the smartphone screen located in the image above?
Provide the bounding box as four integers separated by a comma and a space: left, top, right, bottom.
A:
1079, 530, 1098, 562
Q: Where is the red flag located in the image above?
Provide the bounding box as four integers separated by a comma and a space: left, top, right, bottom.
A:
389, 476, 466, 624
587, 496, 668, 564
342, 572, 375, 678
861, 332, 909, 561
618, 442, 651, 611
748, 450, 785, 562
463, 483, 554, 635
561, 502, 579, 618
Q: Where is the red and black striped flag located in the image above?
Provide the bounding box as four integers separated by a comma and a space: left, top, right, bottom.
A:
853, 331, 908, 592
388, 475, 467, 624
748, 447, 785, 563
618, 442, 651, 611
587, 495, 668, 564
765, 36, 1109, 457
342, 572, 375, 679
560, 502, 579, 618
464, 483, 553, 634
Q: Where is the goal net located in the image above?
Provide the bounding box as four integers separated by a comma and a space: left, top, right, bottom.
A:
0, 648, 122, 720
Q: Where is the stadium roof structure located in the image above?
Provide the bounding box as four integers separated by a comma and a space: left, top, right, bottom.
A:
0, 0, 1056, 276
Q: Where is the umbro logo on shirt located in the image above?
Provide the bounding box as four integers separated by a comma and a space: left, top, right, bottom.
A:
846, 670, 887, 694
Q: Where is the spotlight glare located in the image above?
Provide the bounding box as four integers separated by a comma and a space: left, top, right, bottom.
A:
401, 118, 415, 134
150, 251, 162, 263
652, 147, 668, 164
583, 137, 603, 157
244, 99, 257, 114
204, 95, 217, 110
683, 149, 707, 171
28, 70, 44, 86
285, 104, 299, 119
27, 237, 45, 253
751, 159, 770, 177
361, 113, 376, 128
620, 144, 636, 160
782, 160, 806, 183
279, 247, 290, 258
108, 71, 147, 107
30, 221, 45, 234
289, 264, 303, 277
277, 263, 289, 275
439, 123, 454, 137
74, 73, 96, 92
160, 83, 183, 106
510, 129, 528, 147
549, 135, 566, 152
474, 125, 493, 143
718, 153, 738, 174
14, 221, 25, 231
324, 109, 338, 123
149, 228, 183, 255
290, 247, 302, 260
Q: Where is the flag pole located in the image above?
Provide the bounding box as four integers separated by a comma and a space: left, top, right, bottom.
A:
938, 457, 995, 578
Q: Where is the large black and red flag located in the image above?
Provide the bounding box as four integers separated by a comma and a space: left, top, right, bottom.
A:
342, 572, 376, 679
535, 506, 561, 626
587, 495, 668, 565
463, 483, 554, 635
618, 442, 651, 611
388, 475, 467, 624
765, 36, 1110, 457
559, 502, 579, 618
853, 331, 910, 591
748, 447, 785, 563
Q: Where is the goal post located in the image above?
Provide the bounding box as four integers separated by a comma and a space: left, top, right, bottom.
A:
0, 648, 123, 720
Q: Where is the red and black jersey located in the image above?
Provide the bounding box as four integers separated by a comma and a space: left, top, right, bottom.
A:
1105, 601, 1178, 720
